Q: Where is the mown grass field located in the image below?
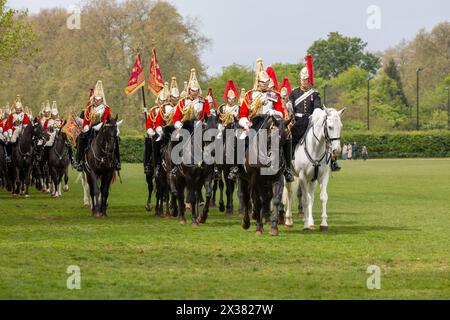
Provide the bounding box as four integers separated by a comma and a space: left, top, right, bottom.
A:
0, 159, 449, 299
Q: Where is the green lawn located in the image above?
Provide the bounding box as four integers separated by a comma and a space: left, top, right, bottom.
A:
0, 159, 449, 299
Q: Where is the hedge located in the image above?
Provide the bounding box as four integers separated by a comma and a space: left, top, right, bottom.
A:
119, 131, 450, 163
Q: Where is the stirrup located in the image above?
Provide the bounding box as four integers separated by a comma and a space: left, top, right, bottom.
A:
228, 167, 238, 181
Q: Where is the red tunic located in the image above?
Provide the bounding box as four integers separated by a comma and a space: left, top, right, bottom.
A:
238, 90, 285, 120
6, 112, 30, 132
82, 105, 111, 128
173, 97, 211, 125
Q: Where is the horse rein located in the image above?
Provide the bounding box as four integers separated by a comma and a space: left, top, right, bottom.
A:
303, 114, 340, 181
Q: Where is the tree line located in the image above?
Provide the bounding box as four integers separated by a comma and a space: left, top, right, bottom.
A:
0, 0, 449, 132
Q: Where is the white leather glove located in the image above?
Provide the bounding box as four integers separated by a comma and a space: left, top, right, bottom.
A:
155, 126, 163, 141
156, 126, 163, 136
0, 127, 3, 134
93, 123, 103, 131
174, 121, 182, 130
147, 128, 155, 137
238, 117, 250, 130
82, 125, 89, 133
268, 109, 282, 117
143, 108, 148, 114
7, 129, 12, 138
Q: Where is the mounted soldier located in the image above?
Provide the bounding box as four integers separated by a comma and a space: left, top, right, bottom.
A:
286, 54, 341, 172
228, 58, 294, 183
75, 80, 121, 172
3, 96, 31, 162
39, 101, 52, 128
217, 80, 240, 140
43, 101, 75, 166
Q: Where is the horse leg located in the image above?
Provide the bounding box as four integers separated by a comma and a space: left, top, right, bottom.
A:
253, 186, 263, 235
24, 166, 31, 198
302, 179, 316, 230
218, 178, 225, 212
284, 181, 294, 228
297, 183, 304, 218
100, 173, 111, 217
240, 178, 251, 230
50, 167, 58, 197
238, 178, 244, 216
225, 177, 235, 215
81, 173, 90, 208
210, 179, 217, 207
177, 182, 186, 224
319, 173, 330, 232
14, 166, 21, 196
170, 192, 178, 217
188, 187, 198, 226
87, 172, 100, 216
145, 173, 153, 212
64, 169, 69, 192
200, 174, 212, 224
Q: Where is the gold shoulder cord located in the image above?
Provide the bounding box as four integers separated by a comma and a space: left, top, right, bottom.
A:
218, 104, 235, 127
148, 105, 159, 122
248, 90, 263, 118
181, 99, 194, 122
161, 103, 175, 124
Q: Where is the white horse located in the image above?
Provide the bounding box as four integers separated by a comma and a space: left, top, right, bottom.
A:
284, 107, 345, 231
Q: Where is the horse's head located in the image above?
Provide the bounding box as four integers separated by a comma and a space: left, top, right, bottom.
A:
100, 114, 119, 142
31, 118, 45, 141
323, 106, 346, 155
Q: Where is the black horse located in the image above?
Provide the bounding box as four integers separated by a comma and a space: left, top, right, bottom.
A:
0, 141, 13, 191
212, 120, 238, 215
238, 115, 290, 236
171, 115, 218, 225
48, 130, 70, 197
83, 115, 119, 216
11, 119, 45, 197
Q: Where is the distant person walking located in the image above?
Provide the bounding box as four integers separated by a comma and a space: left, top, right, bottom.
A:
347, 143, 352, 160
352, 142, 358, 160
362, 145, 368, 161
342, 143, 348, 160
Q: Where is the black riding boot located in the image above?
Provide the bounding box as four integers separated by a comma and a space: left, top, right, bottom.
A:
114, 138, 121, 171
331, 157, 341, 172
76, 132, 88, 172
283, 141, 294, 183
144, 137, 152, 175
5, 143, 12, 163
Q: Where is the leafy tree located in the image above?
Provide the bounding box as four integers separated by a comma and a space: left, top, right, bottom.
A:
0, 0, 36, 62
384, 58, 408, 106
207, 64, 254, 104
308, 32, 380, 79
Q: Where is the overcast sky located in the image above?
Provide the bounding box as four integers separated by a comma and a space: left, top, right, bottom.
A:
9, 0, 450, 75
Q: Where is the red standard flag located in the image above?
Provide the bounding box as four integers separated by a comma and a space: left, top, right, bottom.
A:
125, 53, 146, 96
62, 112, 82, 146
148, 48, 164, 96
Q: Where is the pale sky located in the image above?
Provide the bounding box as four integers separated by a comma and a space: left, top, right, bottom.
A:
8, 0, 450, 75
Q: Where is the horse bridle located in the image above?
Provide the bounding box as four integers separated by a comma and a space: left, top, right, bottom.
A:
304, 114, 340, 181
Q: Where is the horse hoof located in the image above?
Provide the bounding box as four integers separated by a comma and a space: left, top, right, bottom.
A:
24, 194, 30, 198
179, 219, 186, 225
192, 222, 199, 227
242, 220, 250, 230
269, 227, 279, 236
285, 224, 294, 229
146, 204, 152, 212
255, 230, 263, 236
219, 203, 225, 212
320, 225, 329, 232
83, 204, 90, 209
